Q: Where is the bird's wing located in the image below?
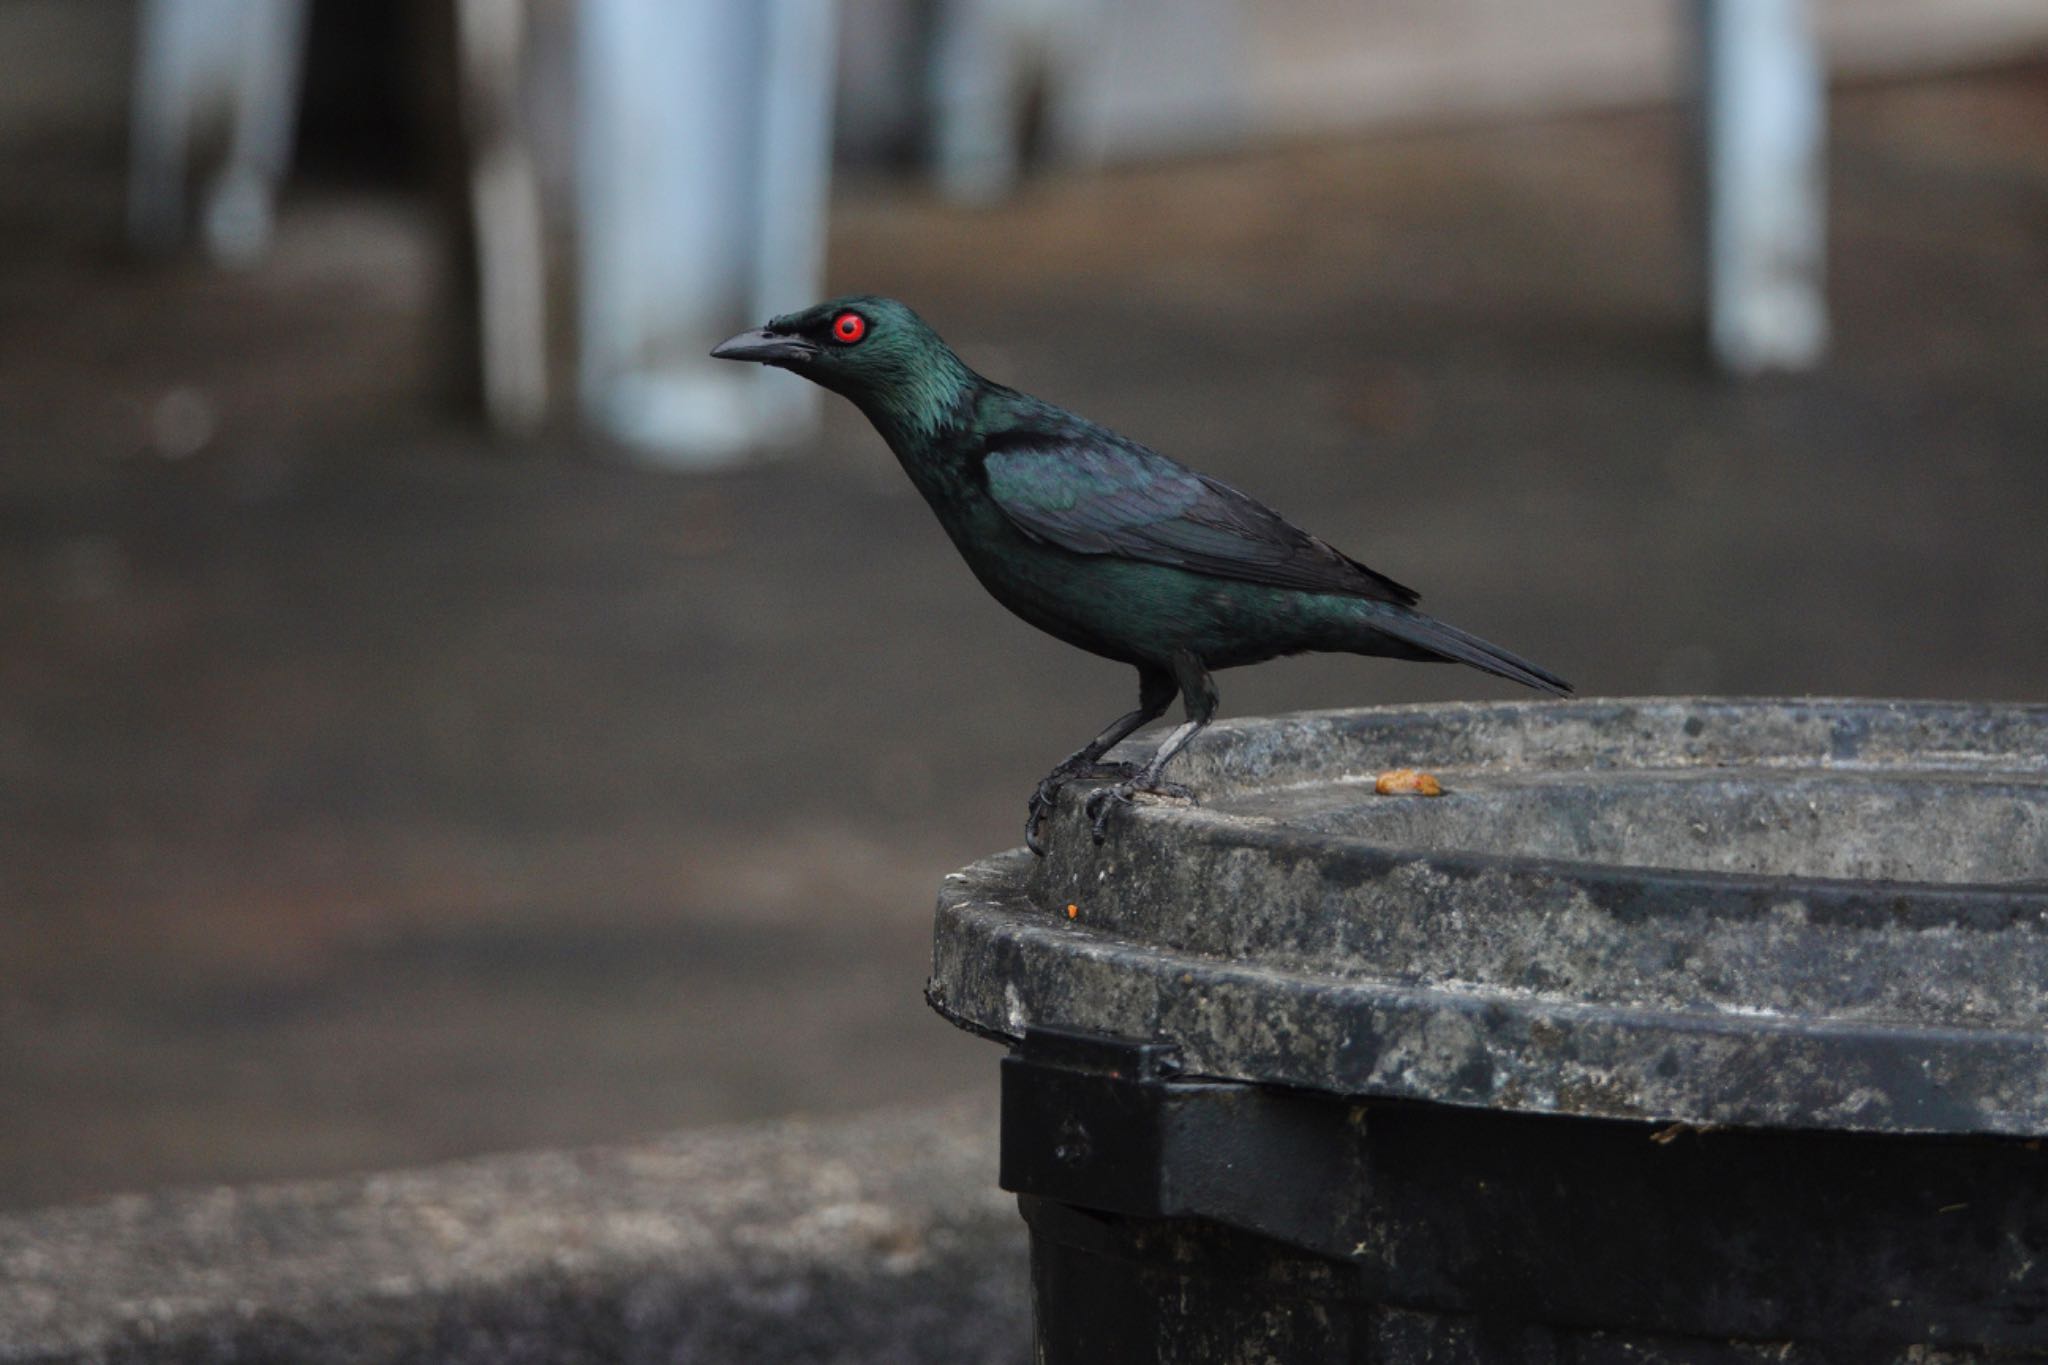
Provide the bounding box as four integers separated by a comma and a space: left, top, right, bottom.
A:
982, 431, 1419, 606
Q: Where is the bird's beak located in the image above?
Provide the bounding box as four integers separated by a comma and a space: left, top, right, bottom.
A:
709, 328, 818, 365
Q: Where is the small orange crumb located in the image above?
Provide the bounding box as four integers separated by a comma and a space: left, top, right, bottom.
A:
1374, 768, 1443, 797
1065, 903, 1079, 919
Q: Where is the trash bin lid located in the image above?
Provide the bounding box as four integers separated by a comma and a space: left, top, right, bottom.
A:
928, 699, 2048, 1136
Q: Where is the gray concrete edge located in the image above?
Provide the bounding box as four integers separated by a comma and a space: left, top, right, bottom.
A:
0, 1095, 1027, 1365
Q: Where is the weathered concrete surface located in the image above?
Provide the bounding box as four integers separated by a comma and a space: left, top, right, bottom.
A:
931, 698, 2048, 1136
0, 1098, 1025, 1365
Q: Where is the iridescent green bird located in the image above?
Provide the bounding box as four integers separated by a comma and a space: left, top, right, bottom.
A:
714, 297, 1570, 853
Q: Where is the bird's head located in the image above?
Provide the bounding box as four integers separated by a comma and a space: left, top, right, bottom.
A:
710, 296, 970, 423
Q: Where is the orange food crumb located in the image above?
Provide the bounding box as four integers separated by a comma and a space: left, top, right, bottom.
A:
1375, 768, 1443, 797
1065, 903, 1079, 919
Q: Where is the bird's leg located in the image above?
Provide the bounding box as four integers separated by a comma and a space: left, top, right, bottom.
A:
1086, 653, 1215, 844
1026, 667, 1174, 853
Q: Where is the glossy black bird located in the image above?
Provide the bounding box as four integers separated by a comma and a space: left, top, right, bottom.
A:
713, 297, 1570, 852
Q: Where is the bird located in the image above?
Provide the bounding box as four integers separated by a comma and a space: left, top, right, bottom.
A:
712, 296, 1571, 853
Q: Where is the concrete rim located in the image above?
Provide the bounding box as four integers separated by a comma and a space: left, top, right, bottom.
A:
928, 698, 2048, 1137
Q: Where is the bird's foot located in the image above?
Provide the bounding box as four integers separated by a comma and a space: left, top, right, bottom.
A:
1026, 761, 1141, 854
1084, 777, 1197, 845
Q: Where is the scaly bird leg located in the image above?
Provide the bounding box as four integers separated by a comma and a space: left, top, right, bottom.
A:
1026, 666, 1174, 854
1085, 653, 1214, 845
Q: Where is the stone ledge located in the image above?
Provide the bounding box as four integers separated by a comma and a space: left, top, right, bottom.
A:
0, 1096, 1025, 1365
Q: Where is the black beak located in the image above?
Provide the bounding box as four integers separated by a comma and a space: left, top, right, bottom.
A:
709, 328, 819, 365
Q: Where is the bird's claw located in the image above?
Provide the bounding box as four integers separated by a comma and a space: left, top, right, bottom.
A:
1025, 761, 1141, 855
1025, 801, 1056, 856
1082, 785, 1129, 843
1084, 777, 1196, 844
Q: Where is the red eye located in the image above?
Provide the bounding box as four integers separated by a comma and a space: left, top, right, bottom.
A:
832, 312, 866, 343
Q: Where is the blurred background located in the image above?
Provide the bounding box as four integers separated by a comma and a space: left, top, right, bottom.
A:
0, 0, 2044, 1212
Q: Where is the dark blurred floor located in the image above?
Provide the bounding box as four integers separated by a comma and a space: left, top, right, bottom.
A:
2, 66, 2046, 1211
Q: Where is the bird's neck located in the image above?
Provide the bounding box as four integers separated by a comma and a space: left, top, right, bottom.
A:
850, 354, 981, 452
844, 362, 993, 515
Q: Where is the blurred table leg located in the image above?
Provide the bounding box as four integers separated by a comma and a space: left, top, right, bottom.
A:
1695, 0, 1829, 374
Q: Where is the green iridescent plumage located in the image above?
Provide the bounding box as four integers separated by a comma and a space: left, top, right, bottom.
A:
713, 296, 1570, 851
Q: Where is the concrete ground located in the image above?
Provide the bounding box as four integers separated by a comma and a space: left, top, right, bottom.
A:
0, 1097, 1026, 1365
1, 65, 2045, 1211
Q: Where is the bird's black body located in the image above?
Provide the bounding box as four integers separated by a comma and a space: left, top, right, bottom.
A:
714, 297, 1570, 850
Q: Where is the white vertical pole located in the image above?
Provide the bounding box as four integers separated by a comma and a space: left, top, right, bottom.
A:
1696, 0, 1829, 374
129, 0, 203, 252
131, 0, 252, 253
576, 0, 748, 458
458, 0, 549, 432
931, 0, 1027, 203
130, 0, 307, 262
202, 0, 310, 265
576, 0, 837, 464
750, 0, 839, 432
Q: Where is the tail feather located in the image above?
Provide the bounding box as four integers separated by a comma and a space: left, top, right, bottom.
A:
1360, 604, 1573, 697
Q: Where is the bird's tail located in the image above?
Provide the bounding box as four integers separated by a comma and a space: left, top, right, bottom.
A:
1353, 602, 1573, 697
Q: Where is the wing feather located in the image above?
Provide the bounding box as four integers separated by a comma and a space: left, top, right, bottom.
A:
982, 431, 1419, 606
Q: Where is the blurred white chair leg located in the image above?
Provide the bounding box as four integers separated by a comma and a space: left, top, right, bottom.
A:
574, 0, 837, 465
457, 0, 549, 433
1696, 0, 1829, 375
129, 0, 308, 264
201, 0, 308, 266
749, 0, 841, 435
132, 0, 260, 254
931, 0, 1033, 203
930, 0, 1244, 200
1050, 0, 1243, 168
128, 0, 204, 252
